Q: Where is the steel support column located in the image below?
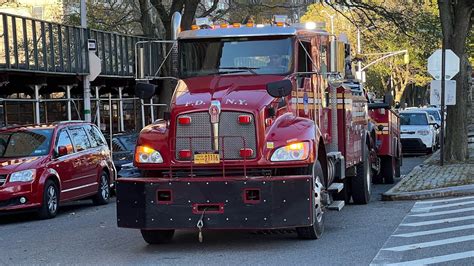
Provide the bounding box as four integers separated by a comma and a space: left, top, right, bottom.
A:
95, 86, 101, 130
66, 85, 72, 121
141, 99, 145, 128
34, 85, 40, 124
119, 87, 124, 132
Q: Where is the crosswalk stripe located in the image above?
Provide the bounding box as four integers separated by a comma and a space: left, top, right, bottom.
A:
410, 206, 474, 217
393, 224, 474, 237
401, 215, 474, 226
412, 201, 474, 212
385, 250, 474, 265
415, 196, 474, 205
382, 235, 474, 252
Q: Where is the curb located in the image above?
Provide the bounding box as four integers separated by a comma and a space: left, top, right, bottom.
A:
382, 184, 474, 201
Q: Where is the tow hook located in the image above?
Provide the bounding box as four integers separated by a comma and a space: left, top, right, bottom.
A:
196, 209, 206, 243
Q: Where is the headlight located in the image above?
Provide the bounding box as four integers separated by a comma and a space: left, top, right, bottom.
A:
417, 130, 430, 135
135, 146, 163, 163
271, 142, 310, 162
9, 169, 36, 183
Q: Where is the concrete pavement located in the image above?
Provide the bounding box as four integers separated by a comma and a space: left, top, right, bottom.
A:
372, 196, 474, 265
383, 144, 474, 200
0, 157, 425, 265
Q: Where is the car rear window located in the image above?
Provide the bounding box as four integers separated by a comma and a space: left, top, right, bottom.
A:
400, 113, 428, 125
0, 129, 53, 158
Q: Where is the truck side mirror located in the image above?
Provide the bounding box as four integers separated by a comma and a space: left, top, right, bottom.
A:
266, 80, 292, 98
135, 82, 156, 99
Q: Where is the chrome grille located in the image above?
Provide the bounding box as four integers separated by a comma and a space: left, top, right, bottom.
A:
0, 175, 6, 186
175, 111, 257, 160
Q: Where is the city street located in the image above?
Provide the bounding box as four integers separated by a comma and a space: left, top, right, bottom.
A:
0, 157, 425, 265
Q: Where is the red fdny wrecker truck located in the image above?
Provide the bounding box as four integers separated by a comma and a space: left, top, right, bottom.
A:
116, 14, 385, 244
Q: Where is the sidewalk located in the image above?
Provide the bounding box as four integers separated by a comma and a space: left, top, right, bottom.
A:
383, 141, 474, 201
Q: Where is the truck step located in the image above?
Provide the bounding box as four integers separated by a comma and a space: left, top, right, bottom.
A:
327, 182, 344, 193
327, 200, 345, 211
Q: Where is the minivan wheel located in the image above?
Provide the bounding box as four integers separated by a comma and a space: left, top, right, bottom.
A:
93, 172, 110, 205
38, 180, 59, 219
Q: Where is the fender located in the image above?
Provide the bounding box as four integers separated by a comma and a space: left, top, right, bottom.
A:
36, 167, 61, 203
135, 119, 170, 167
265, 113, 322, 163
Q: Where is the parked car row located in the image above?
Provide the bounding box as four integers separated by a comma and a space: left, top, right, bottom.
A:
0, 121, 138, 219
399, 107, 442, 154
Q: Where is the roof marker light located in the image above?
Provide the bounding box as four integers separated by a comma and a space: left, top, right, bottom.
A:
233, 23, 241, 28
220, 23, 228, 28
191, 25, 199, 30
246, 22, 254, 27
305, 22, 317, 30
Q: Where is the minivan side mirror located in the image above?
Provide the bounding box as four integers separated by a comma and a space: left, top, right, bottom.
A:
266, 80, 292, 98
57, 146, 68, 157
135, 82, 156, 99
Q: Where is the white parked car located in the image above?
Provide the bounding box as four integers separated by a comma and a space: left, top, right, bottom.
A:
399, 110, 438, 154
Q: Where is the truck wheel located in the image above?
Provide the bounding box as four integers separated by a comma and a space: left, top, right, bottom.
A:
351, 144, 371, 204
296, 161, 324, 239
395, 158, 401, 178
140, 229, 175, 244
382, 156, 395, 184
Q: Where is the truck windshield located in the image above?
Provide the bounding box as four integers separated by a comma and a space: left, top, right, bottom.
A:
400, 113, 428, 126
179, 37, 293, 78
0, 129, 53, 158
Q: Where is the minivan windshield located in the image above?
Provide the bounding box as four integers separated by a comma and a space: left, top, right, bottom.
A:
179, 37, 293, 78
0, 129, 53, 158
400, 113, 428, 126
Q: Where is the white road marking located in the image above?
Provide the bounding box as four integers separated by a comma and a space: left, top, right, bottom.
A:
412, 200, 474, 212
401, 215, 474, 226
393, 224, 474, 237
382, 235, 474, 252
415, 196, 474, 205
386, 250, 474, 266
410, 206, 474, 217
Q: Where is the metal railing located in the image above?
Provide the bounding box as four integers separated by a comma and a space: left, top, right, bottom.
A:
0, 12, 153, 78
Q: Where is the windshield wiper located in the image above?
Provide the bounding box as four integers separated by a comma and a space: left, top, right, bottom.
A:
219, 66, 259, 75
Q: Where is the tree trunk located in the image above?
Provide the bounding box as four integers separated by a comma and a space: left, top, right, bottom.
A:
438, 0, 473, 162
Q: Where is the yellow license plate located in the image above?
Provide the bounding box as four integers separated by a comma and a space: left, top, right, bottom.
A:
194, 153, 220, 164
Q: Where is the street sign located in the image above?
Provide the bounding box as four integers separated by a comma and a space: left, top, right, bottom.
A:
88, 51, 101, 82
430, 80, 456, 105
427, 49, 460, 80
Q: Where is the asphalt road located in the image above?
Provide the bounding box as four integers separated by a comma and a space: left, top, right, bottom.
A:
0, 156, 425, 265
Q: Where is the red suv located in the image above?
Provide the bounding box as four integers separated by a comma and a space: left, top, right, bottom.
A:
0, 121, 116, 218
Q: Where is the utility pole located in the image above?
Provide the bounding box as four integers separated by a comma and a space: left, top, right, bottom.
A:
81, 0, 91, 122
321, 10, 334, 35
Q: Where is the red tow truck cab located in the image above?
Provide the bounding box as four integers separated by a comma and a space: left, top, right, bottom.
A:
116, 16, 376, 244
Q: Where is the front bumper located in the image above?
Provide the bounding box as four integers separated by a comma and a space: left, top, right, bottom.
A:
0, 182, 40, 211
401, 138, 427, 152
116, 176, 314, 230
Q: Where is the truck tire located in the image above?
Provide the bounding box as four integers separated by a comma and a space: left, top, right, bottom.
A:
351, 144, 371, 204
381, 156, 395, 184
395, 158, 401, 178
296, 161, 324, 240
140, 229, 174, 244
